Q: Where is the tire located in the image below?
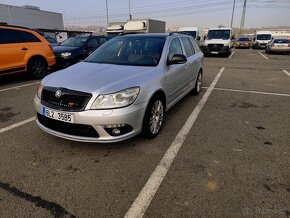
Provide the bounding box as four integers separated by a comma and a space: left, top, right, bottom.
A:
142, 95, 165, 138
28, 57, 47, 79
192, 71, 202, 95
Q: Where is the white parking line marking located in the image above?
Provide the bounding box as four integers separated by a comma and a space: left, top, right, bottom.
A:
0, 117, 36, 134
229, 50, 235, 59
0, 82, 40, 93
282, 70, 290, 77
214, 87, 290, 97
124, 67, 225, 218
258, 51, 269, 60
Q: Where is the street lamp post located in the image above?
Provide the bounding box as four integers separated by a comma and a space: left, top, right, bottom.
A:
106, 0, 109, 26
129, 0, 132, 20
230, 0, 236, 28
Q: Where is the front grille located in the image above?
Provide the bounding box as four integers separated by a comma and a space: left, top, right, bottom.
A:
260, 43, 266, 46
41, 87, 92, 112
37, 113, 99, 138
208, 44, 224, 51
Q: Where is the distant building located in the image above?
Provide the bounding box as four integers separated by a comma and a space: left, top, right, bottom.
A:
0, 3, 64, 30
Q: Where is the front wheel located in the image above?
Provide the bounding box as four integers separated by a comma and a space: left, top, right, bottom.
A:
192, 71, 202, 95
28, 58, 47, 79
142, 97, 164, 138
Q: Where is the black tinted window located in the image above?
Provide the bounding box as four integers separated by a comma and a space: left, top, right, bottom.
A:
19, 31, 41, 42
0, 29, 40, 44
0, 29, 22, 44
180, 37, 194, 57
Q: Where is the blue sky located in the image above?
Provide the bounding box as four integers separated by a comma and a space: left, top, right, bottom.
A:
1, 0, 290, 28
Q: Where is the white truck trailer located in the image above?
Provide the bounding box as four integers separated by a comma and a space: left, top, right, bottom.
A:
124, 19, 166, 34
106, 22, 126, 37
178, 27, 203, 47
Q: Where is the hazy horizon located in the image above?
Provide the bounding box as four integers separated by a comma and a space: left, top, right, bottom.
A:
1, 0, 290, 29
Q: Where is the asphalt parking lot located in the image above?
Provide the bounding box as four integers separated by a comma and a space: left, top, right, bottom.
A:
0, 49, 289, 218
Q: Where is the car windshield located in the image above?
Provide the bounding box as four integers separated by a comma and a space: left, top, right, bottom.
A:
85, 36, 166, 67
238, 37, 250, 41
60, 36, 89, 47
256, 34, 271, 40
273, 39, 289, 43
179, 31, 197, 39
207, 30, 230, 40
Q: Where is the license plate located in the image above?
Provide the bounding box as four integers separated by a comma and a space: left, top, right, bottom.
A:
211, 51, 218, 54
42, 107, 74, 123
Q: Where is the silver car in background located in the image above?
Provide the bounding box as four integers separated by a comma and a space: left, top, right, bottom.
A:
266, 38, 290, 55
34, 33, 204, 143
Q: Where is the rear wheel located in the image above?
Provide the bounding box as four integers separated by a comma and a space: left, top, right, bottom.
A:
28, 58, 47, 79
142, 96, 164, 138
192, 71, 202, 95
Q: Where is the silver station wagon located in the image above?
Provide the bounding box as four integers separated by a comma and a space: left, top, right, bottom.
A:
34, 33, 204, 143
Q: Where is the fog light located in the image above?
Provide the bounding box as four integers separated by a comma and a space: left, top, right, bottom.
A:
112, 128, 121, 136
102, 124, 133, 136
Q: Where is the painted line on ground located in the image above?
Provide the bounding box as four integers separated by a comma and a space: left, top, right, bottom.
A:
0, 82, 40, 93
0, 117, 36, 134
124, 67, 225, 218
258, 51, 269, 60
213, 87, 290, 97
229, 50, 235, 59
282, 70, 290, 77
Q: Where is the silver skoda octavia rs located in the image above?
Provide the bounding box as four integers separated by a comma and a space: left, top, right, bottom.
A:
34, 33, 204, 143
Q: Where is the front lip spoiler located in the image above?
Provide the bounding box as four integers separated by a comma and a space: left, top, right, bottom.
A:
36, 120, 140, 143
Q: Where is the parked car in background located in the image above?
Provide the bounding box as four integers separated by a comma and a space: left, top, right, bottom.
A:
44, 35, 59, 47
0, 24, 55, 79
35, 33, 204, 143
53, 34, 109, 68
202, 27, 234, 57
252, 31, 272, 49
234, 37, 251, 49
266, 38, 290, 55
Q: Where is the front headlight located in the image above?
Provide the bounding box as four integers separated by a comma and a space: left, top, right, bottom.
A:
37, 83, 43, 98
61, 52, 71, 57
90, 87, 140, 109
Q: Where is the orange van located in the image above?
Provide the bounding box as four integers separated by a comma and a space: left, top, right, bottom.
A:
0, 25, 56, 79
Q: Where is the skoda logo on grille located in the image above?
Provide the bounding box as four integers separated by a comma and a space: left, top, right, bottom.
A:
55, 90, 62, 98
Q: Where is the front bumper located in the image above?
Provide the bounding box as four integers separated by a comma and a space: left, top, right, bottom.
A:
34, 95, 147, 143
54, 54, 75, 68
202, 45, 231, 55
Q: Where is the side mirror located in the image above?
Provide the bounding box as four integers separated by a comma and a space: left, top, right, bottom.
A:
197, 36, 201, 41
167, 54, 187, 65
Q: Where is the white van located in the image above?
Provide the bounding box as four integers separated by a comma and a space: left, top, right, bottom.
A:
252, 31, 272, 49
178, 27, 203, 47
202, 27, 234, 57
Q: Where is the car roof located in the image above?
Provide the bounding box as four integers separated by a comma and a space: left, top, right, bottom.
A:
117, 33, 193, 39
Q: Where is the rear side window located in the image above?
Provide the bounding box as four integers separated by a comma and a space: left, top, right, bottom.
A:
180, 37, 194, 57
190, 38, 200, 53
19, 31, 41, 43
168, 38, 183, 61
0, 29, 40, 44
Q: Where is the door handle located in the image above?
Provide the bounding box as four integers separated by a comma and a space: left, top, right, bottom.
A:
21, 47, 28, 51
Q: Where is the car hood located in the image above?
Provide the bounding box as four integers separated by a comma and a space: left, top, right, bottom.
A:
53, 46, 79, 54
42, 62, 156, 94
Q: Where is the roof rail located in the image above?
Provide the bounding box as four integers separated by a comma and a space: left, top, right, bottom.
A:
0, 23, 32, 30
